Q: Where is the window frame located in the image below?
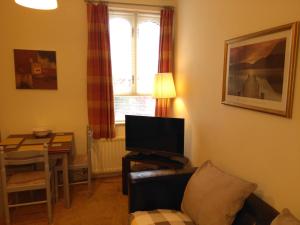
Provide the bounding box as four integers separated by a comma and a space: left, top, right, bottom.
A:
109, 10, 160, 97
109, 9, 160, 123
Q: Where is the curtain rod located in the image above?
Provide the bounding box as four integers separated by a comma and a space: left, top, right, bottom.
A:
84, 0, 174, 9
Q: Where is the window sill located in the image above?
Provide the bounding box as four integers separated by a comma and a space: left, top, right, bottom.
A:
115, 121, 125, 126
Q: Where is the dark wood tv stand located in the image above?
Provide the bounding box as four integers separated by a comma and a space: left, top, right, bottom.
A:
122, 151, 189, 194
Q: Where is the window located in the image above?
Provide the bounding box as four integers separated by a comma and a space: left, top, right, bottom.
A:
109, 10, 160, 122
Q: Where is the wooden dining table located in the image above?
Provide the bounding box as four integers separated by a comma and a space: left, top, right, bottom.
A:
0, 132, 74, 209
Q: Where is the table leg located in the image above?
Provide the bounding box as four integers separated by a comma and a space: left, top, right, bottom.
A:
62, 153, 70, 208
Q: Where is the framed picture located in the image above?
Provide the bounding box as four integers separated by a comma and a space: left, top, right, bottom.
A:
14, 49, 57, 90
222, 22, 299, 117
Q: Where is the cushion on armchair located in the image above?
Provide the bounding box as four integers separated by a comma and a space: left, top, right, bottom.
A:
181, 161, 257, 225
130, 209, 195, 225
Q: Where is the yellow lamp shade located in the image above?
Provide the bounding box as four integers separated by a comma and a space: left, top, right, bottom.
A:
153, 73, 176, 99
15, 0, 58, 10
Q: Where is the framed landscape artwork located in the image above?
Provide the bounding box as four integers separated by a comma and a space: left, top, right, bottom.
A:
222, 22, 299, 118
14, 49, 57, 90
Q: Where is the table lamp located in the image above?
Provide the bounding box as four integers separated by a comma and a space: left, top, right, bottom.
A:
153, 72, 176, 99
15, 0, 58, 10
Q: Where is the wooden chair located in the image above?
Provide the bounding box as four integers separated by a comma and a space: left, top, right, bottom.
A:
0, 144, 52, 225
55, 126, 93, 200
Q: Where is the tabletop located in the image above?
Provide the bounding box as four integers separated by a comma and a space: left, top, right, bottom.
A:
0, 132, 74, 154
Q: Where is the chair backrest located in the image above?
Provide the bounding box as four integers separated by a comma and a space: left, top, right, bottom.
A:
87, 126, 93, 166
0, 144, 50, 187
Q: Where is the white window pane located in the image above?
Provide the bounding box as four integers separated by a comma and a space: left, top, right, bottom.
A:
136, 18, 160, 95
109, 17, 133, 95
114, 96, 155, 122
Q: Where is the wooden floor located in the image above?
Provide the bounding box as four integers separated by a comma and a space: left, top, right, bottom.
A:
7, 176, 128, 225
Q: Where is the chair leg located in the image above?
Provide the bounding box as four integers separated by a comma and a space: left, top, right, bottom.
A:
46, 186, 52, 224
88, 167, 92, 197
54, 169, 59, 202
3, 193, 10, 225
51, 172, 55, 204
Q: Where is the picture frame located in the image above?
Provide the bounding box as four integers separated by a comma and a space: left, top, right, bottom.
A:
14, 49, 57, 90
222, 22, 299, 118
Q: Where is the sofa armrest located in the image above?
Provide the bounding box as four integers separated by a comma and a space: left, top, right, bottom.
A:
128, 167, 196, 213
233, 194, 279, 225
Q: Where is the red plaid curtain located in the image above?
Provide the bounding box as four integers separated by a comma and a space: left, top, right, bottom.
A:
87, 3, 115, 139
155, 8, 174, 117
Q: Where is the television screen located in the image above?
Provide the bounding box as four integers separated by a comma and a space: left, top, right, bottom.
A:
125, 115, 184, 156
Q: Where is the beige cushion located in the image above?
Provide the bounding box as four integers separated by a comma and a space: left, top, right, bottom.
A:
272, 209, 300, 225
181, 161, 257, 225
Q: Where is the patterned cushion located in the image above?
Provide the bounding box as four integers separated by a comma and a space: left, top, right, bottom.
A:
130, 209, 195, 225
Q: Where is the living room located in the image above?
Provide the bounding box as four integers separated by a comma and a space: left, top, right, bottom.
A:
0, 0, 299, 225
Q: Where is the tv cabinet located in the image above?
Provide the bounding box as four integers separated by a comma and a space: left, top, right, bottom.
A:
122, 152, 189, 194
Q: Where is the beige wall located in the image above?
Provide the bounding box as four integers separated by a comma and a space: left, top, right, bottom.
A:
175, 0, 300, 217
0, 0, 175, 155
0, 0, 88, 154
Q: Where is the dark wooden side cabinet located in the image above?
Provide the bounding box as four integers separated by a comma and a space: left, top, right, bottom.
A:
122, 151, 189, 194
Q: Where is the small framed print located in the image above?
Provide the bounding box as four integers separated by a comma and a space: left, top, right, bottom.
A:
14, 49, 57, 90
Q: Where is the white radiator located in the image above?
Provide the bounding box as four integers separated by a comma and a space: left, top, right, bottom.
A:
92, 137, 127, 175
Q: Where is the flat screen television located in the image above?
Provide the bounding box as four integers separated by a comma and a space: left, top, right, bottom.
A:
125, 115, 184, 156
